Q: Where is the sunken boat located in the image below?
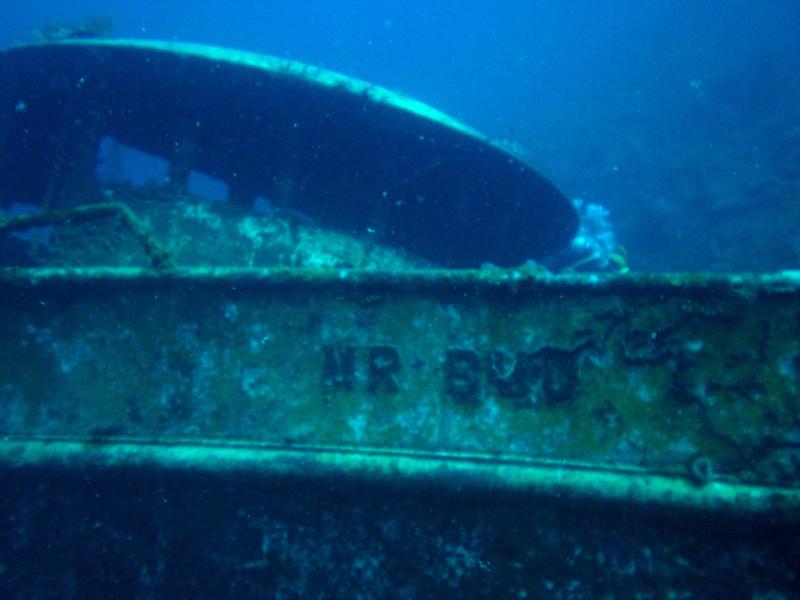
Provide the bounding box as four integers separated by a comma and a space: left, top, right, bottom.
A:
1, 40, 799, 598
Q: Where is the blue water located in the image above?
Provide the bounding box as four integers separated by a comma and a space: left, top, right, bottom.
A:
2, 1, 799, 268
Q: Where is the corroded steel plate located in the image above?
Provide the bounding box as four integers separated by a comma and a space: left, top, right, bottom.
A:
1, 267, 799, 517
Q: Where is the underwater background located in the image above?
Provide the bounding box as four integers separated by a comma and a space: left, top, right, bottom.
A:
3, 3, 800, 598
2, 0, 799, 272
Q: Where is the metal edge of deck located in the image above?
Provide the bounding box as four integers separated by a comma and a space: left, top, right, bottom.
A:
2, 265, 800, 296
2, 435, 798, 521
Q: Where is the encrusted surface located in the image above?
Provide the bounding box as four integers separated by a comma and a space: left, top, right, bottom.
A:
1, 462, 797, 599
2, 267, 799, 491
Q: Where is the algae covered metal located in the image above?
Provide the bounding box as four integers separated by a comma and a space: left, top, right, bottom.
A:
1, 37, 799, 598
2, 263, 800, 596
2, 265, 800, 514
